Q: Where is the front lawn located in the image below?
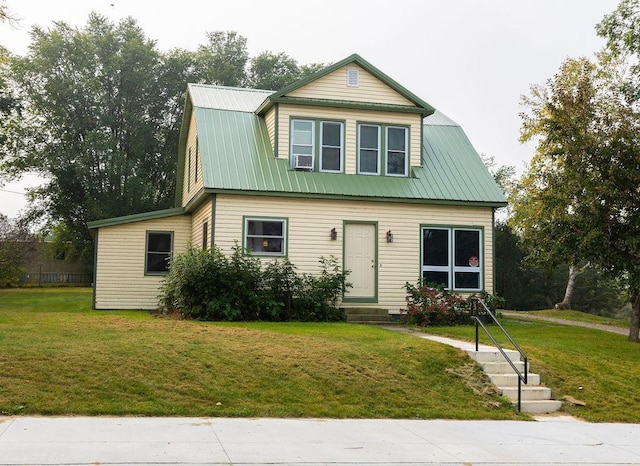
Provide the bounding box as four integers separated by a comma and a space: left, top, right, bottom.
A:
0, 288, 520, 419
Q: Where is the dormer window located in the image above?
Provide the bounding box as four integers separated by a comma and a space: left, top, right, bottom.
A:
290, 118, 344, 173
358, 123, 409, 177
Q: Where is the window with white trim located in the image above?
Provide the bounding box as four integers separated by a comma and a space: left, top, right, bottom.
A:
421, 227, 482, 291
320, 121, 343, 172
145, 231, 173, 274
291, 119, 314, 169
386, 126, 408, 176
290, 119, 344, 172
244, 218, 287, 256
358, 124, 380, 175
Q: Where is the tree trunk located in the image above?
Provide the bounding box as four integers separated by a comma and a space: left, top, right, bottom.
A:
630, 289, 640, 343
555, 263, 580, 310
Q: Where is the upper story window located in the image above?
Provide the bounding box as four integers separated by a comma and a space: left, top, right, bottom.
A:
358, 124, 409, 176
290, 119, 344, 173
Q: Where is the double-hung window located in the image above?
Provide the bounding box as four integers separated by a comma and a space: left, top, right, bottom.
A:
386, 126, 408, 176
421, 227, 482, 291
145, 231, 173, 274
358, 124, 408, 176
291, 120, 315, 169
358, 124, 380, 174
320, 121, 343, 172
291, 119, 344, 172
244, 217, 287, 256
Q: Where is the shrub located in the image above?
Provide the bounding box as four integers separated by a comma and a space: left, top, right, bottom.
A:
160, 246, 350, 322
400, 282, 504, 327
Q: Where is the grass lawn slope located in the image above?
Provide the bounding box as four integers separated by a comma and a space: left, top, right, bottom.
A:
0, 288, 521, 419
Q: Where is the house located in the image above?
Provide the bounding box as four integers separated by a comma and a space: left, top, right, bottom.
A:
87, 54, 506, 314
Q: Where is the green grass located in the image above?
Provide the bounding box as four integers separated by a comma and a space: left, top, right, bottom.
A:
424, 315, 640, 423
507, 309, 630, 328
0, 288, 521, 419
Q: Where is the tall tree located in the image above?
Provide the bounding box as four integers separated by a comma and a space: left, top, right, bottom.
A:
196, 31, 248, 87
247, 51, 301, 90
2, 14, 184, 261
515, 50, 640, 341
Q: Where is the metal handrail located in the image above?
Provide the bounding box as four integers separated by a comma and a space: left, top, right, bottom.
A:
470, 298, 528, 412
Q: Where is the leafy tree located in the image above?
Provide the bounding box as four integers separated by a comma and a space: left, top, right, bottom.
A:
248, 51, 301, 90
0, 213, 33, 287
2, 14, 185, 262
516, 49, 640, 340
196, 31, 248, 87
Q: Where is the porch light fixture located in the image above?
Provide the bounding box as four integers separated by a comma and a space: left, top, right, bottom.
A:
330, 227, 337, 241
386, 230, 394, 243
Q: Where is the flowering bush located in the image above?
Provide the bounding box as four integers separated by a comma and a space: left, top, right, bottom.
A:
400, 282, 504, 326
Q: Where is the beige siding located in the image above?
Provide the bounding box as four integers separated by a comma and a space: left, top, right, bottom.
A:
213, 195, 495, 313
276, 104, 422, 171
94, 215, 192, 310
182, 112, 204, 207
288, 64, 414, 106
191, 197, 213, 249
264, 107, 276, 154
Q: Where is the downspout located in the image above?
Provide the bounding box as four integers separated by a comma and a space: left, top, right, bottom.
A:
210, 194, 216, 247
491, 207, 496, 295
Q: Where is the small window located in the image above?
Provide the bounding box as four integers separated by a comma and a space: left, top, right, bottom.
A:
320, 121, 343, 172
358, 124, 380, 175
347, 68, 360, 87
146, 231, 173, 274
291, 119, 314, 169
244, 218, 286, 256
421, 227, 482, 291
386, 126, 408, 176
202, 221, 208, 250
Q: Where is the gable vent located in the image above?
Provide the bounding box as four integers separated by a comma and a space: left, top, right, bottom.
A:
346, 68, 360, 87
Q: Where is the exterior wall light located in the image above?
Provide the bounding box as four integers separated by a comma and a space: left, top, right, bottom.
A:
330, 227, 337, 241
386, 230, 394, 243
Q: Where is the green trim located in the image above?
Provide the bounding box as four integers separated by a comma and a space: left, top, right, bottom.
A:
265, 54, 436, 116
144, 230, 174, 276
274, 104, 279, 158
182, 189, 207, 213
175, 93, 194, 208
92, 229, 98, 310
242, 215, 289, 257
342, 221, 378, 303
491, 208, 496, 295
271, 97, 429, 115
419, 224, 485, 292
203, 187, 507, 208
87, 207, 186, 229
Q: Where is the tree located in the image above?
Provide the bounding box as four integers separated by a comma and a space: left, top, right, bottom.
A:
0, 213, 33, 287
515, 49, 640, 341
2, 14, 185, 262
196, 31, 248, 87
248, 51, 301, 90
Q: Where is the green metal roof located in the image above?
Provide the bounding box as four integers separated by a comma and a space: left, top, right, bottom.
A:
191, 106, 506, 206
87, 207, 186, 229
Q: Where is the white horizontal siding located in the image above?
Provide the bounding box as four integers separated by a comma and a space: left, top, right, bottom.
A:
191, 198, 212, 248
288, 64, 414, 106
94, 215, 192, 310
214, 195, 495, 312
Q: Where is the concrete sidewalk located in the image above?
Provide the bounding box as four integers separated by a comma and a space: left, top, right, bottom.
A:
1, 416, 640, 465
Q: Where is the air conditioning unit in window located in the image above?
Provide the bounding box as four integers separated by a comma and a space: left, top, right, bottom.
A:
293, 154, 313, 170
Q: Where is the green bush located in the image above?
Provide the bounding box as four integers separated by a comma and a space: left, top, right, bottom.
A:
160, 245, 350, 322
400, 282, 504, 327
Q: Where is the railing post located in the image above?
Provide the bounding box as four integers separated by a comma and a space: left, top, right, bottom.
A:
475, 318, 479, 352
518, 376, 522, 412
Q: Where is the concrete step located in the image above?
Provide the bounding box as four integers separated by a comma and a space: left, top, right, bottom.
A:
466, 349, 520, 364
488, 373, 540, 386
518, 399, 564, 414
346, 308, 391, 323
500, 386, 552, 401
480, 361, 526, 373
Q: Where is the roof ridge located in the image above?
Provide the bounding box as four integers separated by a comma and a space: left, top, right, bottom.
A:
188, 83, 273, 94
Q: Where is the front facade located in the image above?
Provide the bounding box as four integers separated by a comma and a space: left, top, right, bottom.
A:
88, 54, 506, 312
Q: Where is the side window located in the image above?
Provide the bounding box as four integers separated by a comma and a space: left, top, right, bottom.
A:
421, 227, 482, 291
146, 231, 173, 274
291, 119, 314, 169
320, 121, 343, 172
386, 126, 408, 176
358, 124, 380, 175
202, 221, 208, 250
244, 218, 287, 256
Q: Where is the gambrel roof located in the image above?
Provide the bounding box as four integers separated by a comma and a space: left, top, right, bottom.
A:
175, 56, 506, 209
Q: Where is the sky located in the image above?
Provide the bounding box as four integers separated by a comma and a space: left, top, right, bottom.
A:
0, 0, 622, 218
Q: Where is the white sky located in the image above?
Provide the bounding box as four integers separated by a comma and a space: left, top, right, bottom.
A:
0, 0, 621, 218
